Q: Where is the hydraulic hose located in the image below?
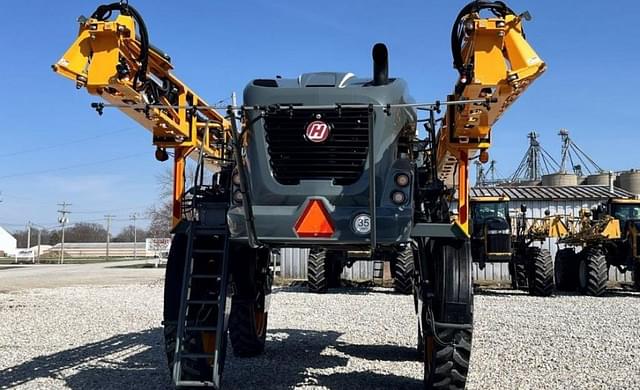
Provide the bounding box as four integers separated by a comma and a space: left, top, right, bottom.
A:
450, 1, 515, 76
91, 1, 149, 86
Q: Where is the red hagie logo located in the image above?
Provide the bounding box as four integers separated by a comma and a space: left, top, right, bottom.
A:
305, 121, 330, 143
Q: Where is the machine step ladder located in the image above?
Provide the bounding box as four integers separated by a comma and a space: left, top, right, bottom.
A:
372, 260, 385, 281
172, 217, 232, 389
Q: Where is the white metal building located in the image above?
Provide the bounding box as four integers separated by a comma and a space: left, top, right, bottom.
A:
278, 185, 636, 282
470, 184, 636, 283
0, 226, 17, 256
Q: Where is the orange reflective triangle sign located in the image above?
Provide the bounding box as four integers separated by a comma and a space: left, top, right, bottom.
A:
294, 199, 335, 238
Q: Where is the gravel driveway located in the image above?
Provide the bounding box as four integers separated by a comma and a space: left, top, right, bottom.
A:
1, 269, 639, 389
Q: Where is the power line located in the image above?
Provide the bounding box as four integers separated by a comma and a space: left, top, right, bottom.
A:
0, 153, 143, 179
73, 205, 151, 215
0, 127, 135, 158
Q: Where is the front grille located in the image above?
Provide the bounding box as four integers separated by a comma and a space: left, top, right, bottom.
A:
263, 108, 369, 185
487, 234, 511, 253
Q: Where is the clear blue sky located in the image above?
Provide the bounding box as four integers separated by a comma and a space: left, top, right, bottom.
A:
0, 0, 638, 233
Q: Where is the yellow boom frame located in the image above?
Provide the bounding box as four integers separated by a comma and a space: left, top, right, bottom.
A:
439, 12, 546, 234
52, 14, 230, 225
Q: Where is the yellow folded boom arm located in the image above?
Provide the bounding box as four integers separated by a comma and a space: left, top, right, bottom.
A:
438, 4, 546, 233
52, 6, 230, 225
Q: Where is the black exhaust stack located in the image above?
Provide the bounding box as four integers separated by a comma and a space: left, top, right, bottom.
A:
372, 43, 389, 86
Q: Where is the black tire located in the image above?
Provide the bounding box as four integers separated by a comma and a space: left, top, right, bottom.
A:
578, 247, 608, 297
509, 259, 528, 290
413, 272, 424, 360
163, 233, 211, 382
229, 303, 268, 357
634, 261, 640, 291
308, 249, 328, 293
393, 246, 414, 294
423, 240, 473, 390
426, 328, 473, 390
555, 248, 579, 291
527, 247, 554, 297
229, 246, 271, 357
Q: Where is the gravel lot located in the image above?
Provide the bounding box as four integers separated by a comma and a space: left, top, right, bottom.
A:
1, 264, 639, 389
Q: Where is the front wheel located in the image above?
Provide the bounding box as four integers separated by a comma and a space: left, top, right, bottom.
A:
229, 246, 272, 357
420, 239, 473, 389
527, 247, 554, 297
634, 261, 640, 291
578, 247, 608, 297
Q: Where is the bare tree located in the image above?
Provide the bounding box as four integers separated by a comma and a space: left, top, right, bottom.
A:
12, 225, 106, 246
113, 225, 149, 242
64, 223, 108, 243
147, 201, 172, 238
11, 229, 29, 248
147, 165, 197, 239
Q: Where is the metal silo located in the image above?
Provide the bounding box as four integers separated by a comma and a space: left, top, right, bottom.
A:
541, 173, 579, 186
617, 170, 640, 195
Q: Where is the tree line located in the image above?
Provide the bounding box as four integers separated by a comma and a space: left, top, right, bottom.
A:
10, 222, 159, 248
9, 167, 178, 248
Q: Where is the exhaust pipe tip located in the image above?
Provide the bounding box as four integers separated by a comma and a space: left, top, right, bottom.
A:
372, 43, 389, 86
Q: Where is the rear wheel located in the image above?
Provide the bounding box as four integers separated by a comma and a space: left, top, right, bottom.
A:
527, 247, 554, 297
229, 246, 271, 357
555, 248, 579, 291
509, 258, 528, 290
578, 247, 608, 297
307, 249, 342, 293
422, 240, 473, 390
634, 261, 640, 291
393, 246, 414, 294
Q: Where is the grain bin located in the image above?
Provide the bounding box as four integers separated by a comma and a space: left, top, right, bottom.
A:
517, 180, 542, 186
585, 172, 611, 185
541, 173, 578, 186
617, 170, 640, 195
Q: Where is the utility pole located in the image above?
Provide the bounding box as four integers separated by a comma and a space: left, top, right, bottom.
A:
105, 214, 115, 261
36, 228, 42, 264
130, 213, 138, 260
57, 202, 71, 264
26, 222, 32, 249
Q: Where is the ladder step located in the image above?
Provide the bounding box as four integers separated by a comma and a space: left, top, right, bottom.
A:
194, 227, 227, 235
181, 352, 216, 359
176, 380, 216, 387
191, 274, 221, 280
193, 249, 225, 254
187, 299, 220, 305
186, 325, 218, 332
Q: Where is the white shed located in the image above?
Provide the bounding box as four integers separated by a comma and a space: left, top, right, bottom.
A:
0, 226, 17, 256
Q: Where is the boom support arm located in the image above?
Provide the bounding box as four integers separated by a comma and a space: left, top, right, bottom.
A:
52, 2, 230, 225
438, 1, 546, 233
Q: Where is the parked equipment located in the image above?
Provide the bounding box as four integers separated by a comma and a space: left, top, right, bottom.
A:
555, 198, 640, 296
306, 246, 415, 294
53, 1, 545, 388
470, 197, 565, 295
